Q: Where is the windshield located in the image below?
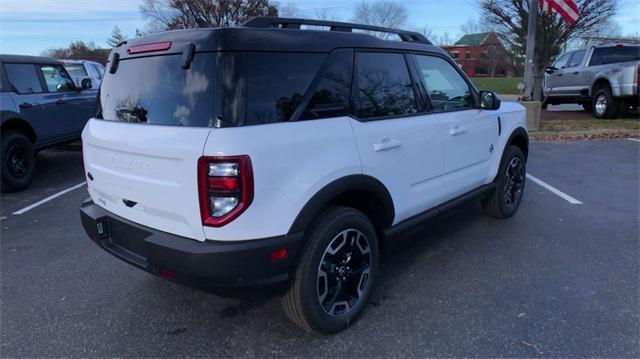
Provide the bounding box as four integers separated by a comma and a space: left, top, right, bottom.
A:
98, 53, 214, 127
63, 63, 88, 78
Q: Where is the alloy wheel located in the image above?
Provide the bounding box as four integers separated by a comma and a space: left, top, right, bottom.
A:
503, 157, 524, 208
7, 145, 28, 178
317, 229, 371, 316
595, 94, 608, 116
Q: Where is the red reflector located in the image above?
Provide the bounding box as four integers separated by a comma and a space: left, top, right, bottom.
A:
128, 41, 172, 54
268, 248, 289, 262
208, 177, 239, 192
159, 269, 176, 279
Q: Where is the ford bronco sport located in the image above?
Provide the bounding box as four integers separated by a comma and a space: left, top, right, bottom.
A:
80, 17, 528, 334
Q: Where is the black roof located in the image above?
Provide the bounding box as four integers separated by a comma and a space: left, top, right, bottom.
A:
113, 18, 446, 61
0, 54, 59, 64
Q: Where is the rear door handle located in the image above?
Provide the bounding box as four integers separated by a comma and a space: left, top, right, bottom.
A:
19, 102, 32, 109
373, 139, 401, 152
55, 99, 66, 105
449, 125, 467, 136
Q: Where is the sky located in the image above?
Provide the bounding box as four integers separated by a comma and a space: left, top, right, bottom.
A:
0, 0, 638, 55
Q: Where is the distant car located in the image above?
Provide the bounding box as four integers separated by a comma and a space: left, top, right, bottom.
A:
543, 43, 640, 118
1, 54, 97, 192
61, 59, 105, 90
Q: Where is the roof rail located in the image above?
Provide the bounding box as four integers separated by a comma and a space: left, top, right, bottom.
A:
242, 17, 432, 45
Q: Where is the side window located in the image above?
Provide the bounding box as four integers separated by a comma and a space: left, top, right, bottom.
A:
300, 50, 353, 120
4, 63, 44, 94
589, 46, 640, 66
63, 63, 88, 78
92, 64, 105, 80
554, 53, 571, 69
245, 52, 326, 125
568, 50, 585, 67
354, 52, 417, 119
414, 55, 473, 112
39, 64, 75, 92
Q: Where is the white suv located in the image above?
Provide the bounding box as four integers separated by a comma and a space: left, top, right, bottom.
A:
80, 17, 528, 334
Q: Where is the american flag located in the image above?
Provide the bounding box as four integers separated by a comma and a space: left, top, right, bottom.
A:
540, 0, 580, 25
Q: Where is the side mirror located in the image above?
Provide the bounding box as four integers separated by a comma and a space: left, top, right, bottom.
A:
80, 77, 92, 90
480, 91, 501, 111
545, 66, 557, 74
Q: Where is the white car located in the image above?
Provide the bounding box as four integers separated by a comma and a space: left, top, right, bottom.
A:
60, 59, 105, 89
80, 17, 528, 334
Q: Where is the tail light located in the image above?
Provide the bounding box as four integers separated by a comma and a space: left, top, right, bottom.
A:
198, 156, 253, 227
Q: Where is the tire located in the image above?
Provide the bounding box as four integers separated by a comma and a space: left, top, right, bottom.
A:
1, 131, 36, 193
482, 145, 526, 219
281, 206, 379, 334
592, 87, 618, 119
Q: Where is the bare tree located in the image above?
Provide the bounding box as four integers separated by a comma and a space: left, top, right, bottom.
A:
42, 41, 110, 65
432, 32, 454, 46
460, 18, 490, 35
140, 0, 278, 30
278, 2, 298, 17
352, 1, 408, 39
311, 8, 341, 21
480, 0, 617, 99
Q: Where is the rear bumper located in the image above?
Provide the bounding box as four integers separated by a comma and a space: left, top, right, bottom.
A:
80, 199, 303, 292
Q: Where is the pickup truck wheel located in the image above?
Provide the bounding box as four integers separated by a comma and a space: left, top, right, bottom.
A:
592, 87, 618, 119
1, 131, 36, 193
482, 145, 526, 218
281, 206, 379, 334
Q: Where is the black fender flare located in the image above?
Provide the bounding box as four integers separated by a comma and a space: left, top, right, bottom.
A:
1, 112, 37, 143
505, 127, 529, 160
287, 174, 395, 235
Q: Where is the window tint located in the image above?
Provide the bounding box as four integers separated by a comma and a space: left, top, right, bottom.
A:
554, 53, 571, 68
4, 63, 43, 94
589, 46, 640, 66
40, 64, 75, 92
99, 53, 214, 126
354, 52, 417, 119
63, 63, 88, 78
415, 55, 473, 112
568, 50, 585, 67
301, 50, 353, 120
246, 52, 326, 125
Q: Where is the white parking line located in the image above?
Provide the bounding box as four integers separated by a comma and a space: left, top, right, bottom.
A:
527, 173, 583, 205
12, 181, 87, 215
627, 138, 640, 143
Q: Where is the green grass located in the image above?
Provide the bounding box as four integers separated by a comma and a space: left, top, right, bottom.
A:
471, 77, 523, 95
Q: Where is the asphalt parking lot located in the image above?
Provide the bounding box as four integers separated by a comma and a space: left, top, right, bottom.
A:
1, 139, 639, 357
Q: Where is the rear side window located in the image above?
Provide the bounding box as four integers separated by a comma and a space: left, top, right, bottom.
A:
4, 63, 43, 94
589, 46, 640, 66
92, 64, 105, 79
568, 50, 585, 67
300, 50, 353, 120
245, 52, 326, 125
414, 55, 473, 112
354, 52, 417, 119
99, 53, 214, 126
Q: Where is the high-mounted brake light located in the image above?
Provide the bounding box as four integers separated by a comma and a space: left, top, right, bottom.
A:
198, 156, 253, 227
127, 41, 172, 54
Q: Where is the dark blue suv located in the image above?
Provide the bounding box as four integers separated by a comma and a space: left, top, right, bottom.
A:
1, 55, 97, 192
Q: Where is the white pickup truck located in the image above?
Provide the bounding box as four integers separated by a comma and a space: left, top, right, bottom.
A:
543, 43, 640, 118
60, 59, 105, 90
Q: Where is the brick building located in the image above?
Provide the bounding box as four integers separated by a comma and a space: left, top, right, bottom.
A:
442, 32, 515, 77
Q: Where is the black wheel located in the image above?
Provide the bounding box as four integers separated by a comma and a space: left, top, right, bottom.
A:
1, 131, 36, 193
592, 87, 618, 119
482, 145, 526, 218
281, 206, 379, 334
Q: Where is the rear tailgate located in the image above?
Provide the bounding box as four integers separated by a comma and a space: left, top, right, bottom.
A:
83, 48, 215, 241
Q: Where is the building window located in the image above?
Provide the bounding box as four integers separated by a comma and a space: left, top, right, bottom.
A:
450, 51, 459, 59
465, 52, 472, 60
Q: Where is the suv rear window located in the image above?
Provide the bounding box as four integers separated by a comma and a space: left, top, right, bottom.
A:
589, 46, 640, 66
99, 53, 214, 126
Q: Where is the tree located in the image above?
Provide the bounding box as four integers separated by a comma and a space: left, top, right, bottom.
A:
107, 26, 127, 47
480, 0, 617, 99
460, 18, 490, 35
352, 1, 408, 39
140, 0, 278, 30
41, 41, 110, 65
432, 32, 454, 46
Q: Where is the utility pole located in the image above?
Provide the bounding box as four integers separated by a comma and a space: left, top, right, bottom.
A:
521, 0, 538, 101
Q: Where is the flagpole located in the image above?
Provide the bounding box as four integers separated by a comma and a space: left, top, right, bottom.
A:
521, 0, 539, 101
